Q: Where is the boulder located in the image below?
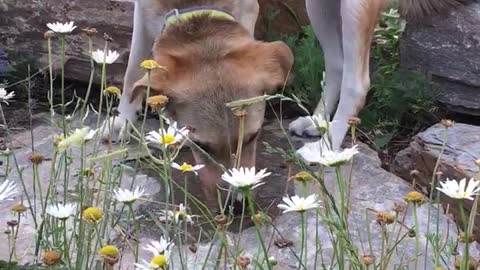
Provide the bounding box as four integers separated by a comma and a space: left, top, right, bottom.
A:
392, 123, 480, 235
0, 0, 309, 87
400, 1, 480, 115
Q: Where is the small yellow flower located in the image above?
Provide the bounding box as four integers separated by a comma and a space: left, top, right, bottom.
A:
82, 207, 103, 223
474, 159, 480, 167
376, 211, 395, 225
83, 168, 95, 177
140, 59, 163, 70
151, 255, 167, 267
99, 245, 120, 265
290, 171, 315, 183
42, 250, 61, 266
252, 211, 271, 225
404, 191, 425, 205
104, 86, 121, 98
29, 152, 45, 165
147, 95, 169, 111
11, 203, 28, 214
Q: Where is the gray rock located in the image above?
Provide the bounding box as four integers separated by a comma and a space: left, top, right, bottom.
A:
392, 123, 480, 235
399, 2, 480, 115
0, 0, 134, 84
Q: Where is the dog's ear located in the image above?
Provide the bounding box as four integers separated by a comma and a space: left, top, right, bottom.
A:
226, 41, 294, 94
130, 69, 168, 103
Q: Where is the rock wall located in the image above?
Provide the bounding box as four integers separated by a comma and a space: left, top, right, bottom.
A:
0, 0, 308, 86
399, 1, 480, 116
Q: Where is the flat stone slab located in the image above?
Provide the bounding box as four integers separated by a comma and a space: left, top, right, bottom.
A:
393, 123, 480, 235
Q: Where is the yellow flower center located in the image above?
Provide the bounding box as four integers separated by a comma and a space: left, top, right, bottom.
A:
140, 60, 163, 70
42, 250, 61, 266
99, 245, 119, 258
151, 255, 167, 267
82, 207, 103, 223
160, 134, 176, 145
104, 86, 121, 97
147, 95, 169, 110
179, 163, 194, 172
404, 191, 425, 205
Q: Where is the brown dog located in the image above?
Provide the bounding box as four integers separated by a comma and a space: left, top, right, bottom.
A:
105, 0, 293, 197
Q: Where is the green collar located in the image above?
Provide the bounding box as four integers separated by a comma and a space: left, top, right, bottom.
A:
164, 7, 236, 30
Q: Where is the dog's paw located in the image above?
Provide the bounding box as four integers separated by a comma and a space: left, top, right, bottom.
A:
288, 116, 321, 137
296, 139, 330, 164
100, 116, 130, 142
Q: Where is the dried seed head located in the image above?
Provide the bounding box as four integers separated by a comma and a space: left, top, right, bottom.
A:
7, 220, 18, 227
214, 214, 227, 226
81, 27, 98, 36
404, 191, 425, 205
83, 167, 95, 177
348, 117, 361, 126
376, 211, 396, 225
42, 250, 61, 266
409, 170, 419, 177
360, 255, 375, 266
103, 33, 113, 42
392, 202, 406, 213
236, 256, 251, 269
440, 119, 455, 128
11, 203, 28, 214
268, 256, 278, 266
189, 244, 198, 253
44, 30, 56, 39
29, 152, 45, 165
408, 229, 416, 237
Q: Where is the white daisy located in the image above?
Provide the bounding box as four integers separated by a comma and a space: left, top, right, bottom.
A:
46, 203, 77, 220
317, 145, 359, 167
171, 162, 204, 175
0, 180, 17, 201
56, 127, 90, 151
437, 178, 480, 200
113, 186, 146, 204
0, 87, 15, 104
92, 49, 120, 65
135, 249, 171, 270
84, 128, 98, 141
278, 194, 321, 213
159, 203, 196, 224
46, 21, 77, 33
145, 121, 189, 147
143, 237, 174, 256
221, 167, 271, 190
307, 114, 331, 132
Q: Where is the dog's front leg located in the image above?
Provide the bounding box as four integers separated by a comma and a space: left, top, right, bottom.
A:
289, 0, 343, 138
102, 2, 158, 140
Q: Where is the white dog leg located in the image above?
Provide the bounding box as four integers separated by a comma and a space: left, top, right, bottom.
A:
327, 0, 384, 150
102, 2, 158, 140
297, 0, 383, 163
289, 0, 343, 138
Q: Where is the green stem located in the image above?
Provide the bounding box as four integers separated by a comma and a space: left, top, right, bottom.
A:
458, 201, 469, 270
96, 42, 108, 130
128, 204, 139, 263
299, 211, 306, 270
60, 35, 66, 135
140, 70, 151, 137
63, 220, 72, 269
246, 190, 272, 270
47, 37, 54, 118
412, 204, 419, 270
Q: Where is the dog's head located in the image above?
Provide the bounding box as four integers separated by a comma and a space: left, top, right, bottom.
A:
132, 16, 293, 196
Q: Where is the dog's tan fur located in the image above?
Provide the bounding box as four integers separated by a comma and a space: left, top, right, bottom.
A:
120, 4, 292, 197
